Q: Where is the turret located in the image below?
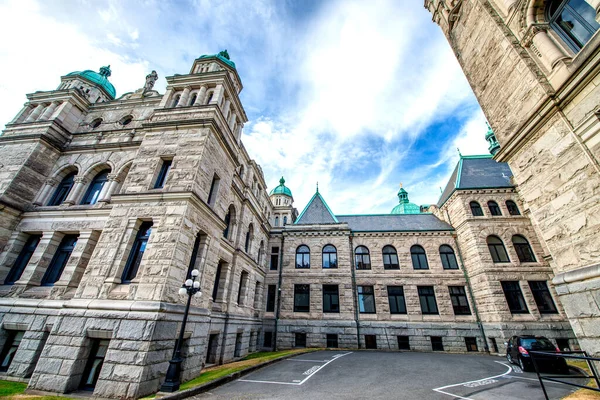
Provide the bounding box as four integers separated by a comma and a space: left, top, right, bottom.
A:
390, 184, 421, 214
485, 123, 500, 156
269, 177, 296, 226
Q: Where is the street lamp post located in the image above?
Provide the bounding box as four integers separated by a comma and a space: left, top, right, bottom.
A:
160, 268, 202, 392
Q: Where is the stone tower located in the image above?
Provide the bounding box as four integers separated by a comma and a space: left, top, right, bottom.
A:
0, 51, 272, 398
425, 0, 600, 355
268, 177, 297, 226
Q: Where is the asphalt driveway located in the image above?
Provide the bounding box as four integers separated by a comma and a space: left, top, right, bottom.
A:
191, 350, 583, 400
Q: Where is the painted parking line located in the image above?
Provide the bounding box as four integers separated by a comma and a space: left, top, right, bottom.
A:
239, 352, 353, 386
432, 361, 513, 400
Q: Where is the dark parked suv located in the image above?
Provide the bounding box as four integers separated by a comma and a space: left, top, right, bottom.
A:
506, 336, 568, 373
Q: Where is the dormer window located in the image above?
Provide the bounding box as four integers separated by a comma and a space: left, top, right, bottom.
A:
548, 0, 600, 52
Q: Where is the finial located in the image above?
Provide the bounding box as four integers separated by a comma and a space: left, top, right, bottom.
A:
316, 182, 319, 193
219, 50, 230, 60
99, 65, 112, 78
399, 182, 403, 188
457, 147, 462, 157
439, 187, 443, 194
279, 176, 285, 185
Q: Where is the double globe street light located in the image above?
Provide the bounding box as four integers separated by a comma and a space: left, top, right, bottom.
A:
160, 268, 202, 392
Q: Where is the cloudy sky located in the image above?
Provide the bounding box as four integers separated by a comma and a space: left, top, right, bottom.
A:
0, 0, 489, 214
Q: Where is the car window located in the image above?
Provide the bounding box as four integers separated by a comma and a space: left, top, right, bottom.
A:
520, 337, 555, 350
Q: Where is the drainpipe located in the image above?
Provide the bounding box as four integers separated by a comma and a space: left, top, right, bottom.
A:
445, 209, 490, 353
349, 233, 361, 349
274, 234, 284, 351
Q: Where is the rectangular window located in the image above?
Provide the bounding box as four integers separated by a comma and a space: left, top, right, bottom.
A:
365, 335, 377, 349
465, 337, 478, 352
0, 331, 24, 372
358, 285, 376, 313
418, 286, 439, 315
270, 247, 279, 271
207, 174, 221, 206
501, 281, 529, 314
294, 284, 310, 312
397, 335, 410, 350
212, 263, 222, 302
266, 285, 276, 312
80, 339, 110, 390
263, 332, 273, 348
431, 336, 444, 351
206, 334, 219, 364
449, 286, 471, 315
4, 235, 41, 285
234, 333, 243, 358
387, 286, 407, 314
528, 281, 558, 314
490, 337, 499, 353
237, 271, 249, 305
295, 332, 307, 348
323, 285, 340, 313
121, 222, 152, 283
326, 334, 338, 348
154, 159, 172, 189
41, 234, 79, 286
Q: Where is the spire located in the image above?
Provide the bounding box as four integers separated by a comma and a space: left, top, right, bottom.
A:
316, 182, 319, 193
485, 122, 500, 155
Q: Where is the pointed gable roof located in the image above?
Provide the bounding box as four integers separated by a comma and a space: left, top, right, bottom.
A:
295, 191, 339, 225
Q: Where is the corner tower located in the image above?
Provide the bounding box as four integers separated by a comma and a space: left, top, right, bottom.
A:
269, 177, 296, 226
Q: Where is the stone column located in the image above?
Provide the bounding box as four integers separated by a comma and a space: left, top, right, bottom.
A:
98, 174, 119, 203
54, 230, 100, 288
63, 177, 87, 205
14, 231, 63, 286
229, 113, 237, 131
523, 25, 568, 70
11, 104, 34, 124
177, 86, 191, 107
210, 84, 224, 105
24, 104, 45, 123
38, 101, 60, 120
33, 178, 58, 206
222, 98, 231, 117
194, 86, 207, 105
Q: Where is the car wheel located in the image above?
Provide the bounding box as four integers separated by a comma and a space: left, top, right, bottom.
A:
519, 357, 530, 372
507, 353, 513, 364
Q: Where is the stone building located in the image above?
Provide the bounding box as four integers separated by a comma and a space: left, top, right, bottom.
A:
264, 156, 573, 353
0, 52, 273, 398
0, 48, 576, 399
424, 0, 600, 356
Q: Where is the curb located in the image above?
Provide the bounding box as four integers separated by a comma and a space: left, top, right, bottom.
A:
156, 352, 310, 400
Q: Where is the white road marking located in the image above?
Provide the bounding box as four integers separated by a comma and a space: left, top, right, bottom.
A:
238, 352, 353, 386
432, 361, 513, 400
285, 359, 328, 363
512, 365, 523, 373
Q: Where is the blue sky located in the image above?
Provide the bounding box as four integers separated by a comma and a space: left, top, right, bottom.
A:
0, 0, 489, 214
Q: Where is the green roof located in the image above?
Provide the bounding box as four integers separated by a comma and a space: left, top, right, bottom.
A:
198, 50, 236, 69
390, 186, 421, 214
269, 177, 293, 197
66, 66, 116, 99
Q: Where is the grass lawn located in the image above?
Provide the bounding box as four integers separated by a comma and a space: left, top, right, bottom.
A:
561, 360, 600, 400
179, 348, 319, 391
0, 379, 73, 400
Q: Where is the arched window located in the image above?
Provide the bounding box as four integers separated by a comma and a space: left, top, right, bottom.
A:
355, 246, 371, 270
81, 169, 110, 205
470, 201, 484, 216
411, 245, 429, 270
322, 245, 337, 269
90, 118, 102, 129
171, 94, 181, 108
296, 245, 310, 269
488, 201, 502, 216
48, 172, 76, 206
274, 216, 279, 227
205, 92, 214, 105
189, 93, 197, 106
487, 236, 510, 263
506, 200, 520, 216
121, 222, 153, 283
512, 235, 536, 263
382, 245, 399, 269
548, 0, 600, 52
120, 115, 133, 126
439, 245, 459, 269
258, 241, 264, 264
223, 210, 231, 239
283, 216, 288, 225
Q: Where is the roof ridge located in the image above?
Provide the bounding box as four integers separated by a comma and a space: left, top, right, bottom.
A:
295, 191, 338, 225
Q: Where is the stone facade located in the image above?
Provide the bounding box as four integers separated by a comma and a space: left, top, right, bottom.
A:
425, 0, 600, 356
0, 50, 578, 399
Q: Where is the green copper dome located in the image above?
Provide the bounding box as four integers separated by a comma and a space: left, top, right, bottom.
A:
269, 177, 293, 197
391, 186, 421, 214
485, 123, 500, 156
198, 50, 236, 69
66, 66, 116, 99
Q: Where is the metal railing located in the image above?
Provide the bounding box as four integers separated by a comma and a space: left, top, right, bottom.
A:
530, 350, 600, 400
